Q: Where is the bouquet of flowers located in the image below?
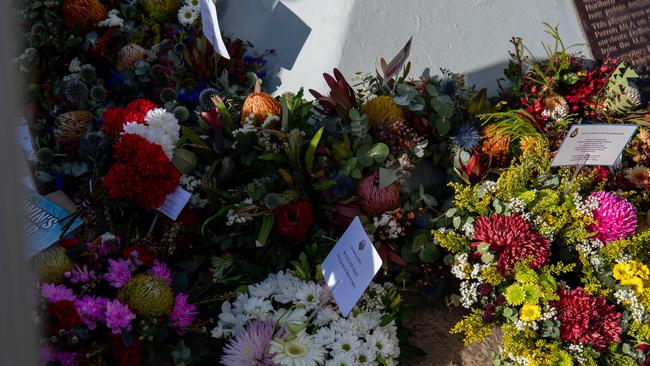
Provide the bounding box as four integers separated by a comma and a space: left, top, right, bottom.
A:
434, 140, 650, 365
212, 271, 401, 366
33, 233, 198, 366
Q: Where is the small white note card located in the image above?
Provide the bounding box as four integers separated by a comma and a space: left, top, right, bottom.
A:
551, 124, 638, 167
321, 217, 383, 317
158, 187, 191, 220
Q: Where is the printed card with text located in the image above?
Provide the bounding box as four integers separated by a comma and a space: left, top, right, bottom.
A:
551, 124, 638, 167
321, 217, 383, 316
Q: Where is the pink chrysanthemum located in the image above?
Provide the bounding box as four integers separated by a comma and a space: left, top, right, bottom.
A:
41, 346, 78, 366
74, 296, 107, 330
104, 299, 136, 334
103, 258, 133, 288
551, 288, 622, 351
473, 214, 551, 276
41, 283, 76, 304
588, 191, 637, 243
148, 260, 172, 285
221, 319, 285, 366
357, 172, 401, 217
170, 293, 198, 331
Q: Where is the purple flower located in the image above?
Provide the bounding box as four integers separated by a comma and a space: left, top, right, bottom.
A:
103, 258, 133, 288
74, 296, 107, 330
41, 346, 78, 366
221, 319, 284, 366
148, 260, 172, 285
170, 293, 197, 331
65, 264, 96, 284
104, 299, 136, 334
41, 283, 76, 304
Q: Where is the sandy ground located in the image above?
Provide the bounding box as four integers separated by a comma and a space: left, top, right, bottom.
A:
401, 293, 502, 366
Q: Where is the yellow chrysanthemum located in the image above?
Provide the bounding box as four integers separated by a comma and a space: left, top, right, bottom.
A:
361, 96, 404, 126
520, 304, 541, 322
613, 261, 650, 295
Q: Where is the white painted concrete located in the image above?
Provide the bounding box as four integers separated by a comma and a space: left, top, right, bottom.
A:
219, 0, 588, 95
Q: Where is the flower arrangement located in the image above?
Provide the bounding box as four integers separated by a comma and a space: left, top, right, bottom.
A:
212, 271, 401, 366
34, 233, 198, 366
434, 140, 650, 365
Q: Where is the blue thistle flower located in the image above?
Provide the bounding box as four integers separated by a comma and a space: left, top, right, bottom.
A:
439, 78, 457, 96
451, 123, 480, 150
331, 176, 356, 199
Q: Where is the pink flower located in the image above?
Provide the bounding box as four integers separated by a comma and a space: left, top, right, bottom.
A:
41, 346, 78, 366
104, 299, 136, 334
588, 191, 637, 243
170, 293, 197, 331
103, 258, 133, 288
357, 172, 401, 217
74, 296, 107, 330
148, 260, 172, 285
65, 264, 96, 284
41, 283, 76, 304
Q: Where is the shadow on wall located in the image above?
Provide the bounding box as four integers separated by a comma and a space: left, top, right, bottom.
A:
465, 61, 510, 96
218, 0, 312, 93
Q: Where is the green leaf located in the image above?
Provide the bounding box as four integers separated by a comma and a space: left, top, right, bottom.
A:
419, 244, 440, 263
411, 234, 429, 254
215, 97, 234, 133
351, 168, 363, 179
445, 208, 457, 218
371, 143, 390, 162
313, 179, 336, 190
256, 214, 275, 247
453, 216, 461, 229
305, 127, 324, 174
379, 167, 398, 188
180, 127, 209, 148
258, 152, 287, 162
357, 144, 374, 167
340, 157, 358, 176
434, 117, 450, 136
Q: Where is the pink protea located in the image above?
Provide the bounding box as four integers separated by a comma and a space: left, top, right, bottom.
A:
473, 214, 551, 276
588, 191, 637, 243
551, 288, 622, 351
357, 172, 401, 217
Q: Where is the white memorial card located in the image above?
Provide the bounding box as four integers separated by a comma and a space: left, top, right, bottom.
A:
158, 187, 192, 221
551, 124, 638, 167
200, 0, 230, 59
321, 217, 383, 316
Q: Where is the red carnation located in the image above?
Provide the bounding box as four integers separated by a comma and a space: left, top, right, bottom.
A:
47, 300, 82, 332
357, 173, 401, 217
472, 214, 550, 276
126, 98, 156, 114
551, 288, 622, 351
102, 108, 146, 135
103, 134, 180, 209
274, 200, 314, 242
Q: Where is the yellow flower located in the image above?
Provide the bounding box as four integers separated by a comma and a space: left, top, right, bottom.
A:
361, 96, 404, 126
520, 304, 541, 322
613, 261, 649, 296
621, 277, 645, 294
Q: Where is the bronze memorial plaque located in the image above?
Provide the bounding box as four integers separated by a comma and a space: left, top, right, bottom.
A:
573, 0, 650, 101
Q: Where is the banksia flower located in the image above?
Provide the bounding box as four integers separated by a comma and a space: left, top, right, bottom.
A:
588, 191, 637, 243
480, 126, 510, 163
61, 0, 107, 33
357, 172, 401, 217
472, 214, 551, 276
142, 0, 180, 22
118, 274, 174, 318
240, 92, 281, 126
32, 246, 74, 284
362, 95, 404, 126
625, 84, 642, 108
116, 44, 146, 71
64, 79, 89, 105
54, 111, 93, 146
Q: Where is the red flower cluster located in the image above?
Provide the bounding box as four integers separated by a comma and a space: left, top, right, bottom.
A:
563, 60, 616, 113
101, 98, 156, 135
47, 300, 82, 333
551, 288, 622, 351
102, 134, 179, 210
274, 200, 314, 242
472, 214, 550, 275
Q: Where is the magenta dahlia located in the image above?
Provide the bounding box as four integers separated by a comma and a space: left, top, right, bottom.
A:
588, 191, 637, 243
551, 288, 622, 351
357, 173, 401, 217
473, 214, 550, 276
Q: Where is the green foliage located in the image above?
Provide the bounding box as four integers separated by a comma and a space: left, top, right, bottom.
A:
603, 63, 639, 116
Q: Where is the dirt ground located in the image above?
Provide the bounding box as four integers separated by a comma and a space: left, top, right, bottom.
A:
402, 293, 502, 366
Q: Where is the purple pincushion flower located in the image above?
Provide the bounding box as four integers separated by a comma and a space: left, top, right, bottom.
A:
41, 283, 76, 304
104, 299, 136, 334
148, 260, 172, 285
170, 293, 198, 331
221, 319, 285, 366
74, 296, 107, 330
588, 191, 637, 243
103, 258, 133, 288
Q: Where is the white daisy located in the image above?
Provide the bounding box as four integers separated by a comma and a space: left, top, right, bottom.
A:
313, 306, 340, 327
271, 331, 326, 366
314, 326, 336, 348
366, 329, 396, 359
274, 307, 308, 333
330, 333, 360, 357
243, 296, 273, 319
324, 352, 355, 366
354, 344, 377, 365
178, 5, 199, 26
295, 282, 321, 310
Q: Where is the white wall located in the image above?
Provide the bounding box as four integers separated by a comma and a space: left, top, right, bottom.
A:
219, 0, 589, 95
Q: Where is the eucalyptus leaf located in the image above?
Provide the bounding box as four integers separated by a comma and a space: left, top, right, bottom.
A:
379, 167, 398, 188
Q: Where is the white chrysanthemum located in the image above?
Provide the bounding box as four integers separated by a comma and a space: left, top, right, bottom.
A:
123, 108, 180, 159
271, 331, 326, 366
314, 326, 337, 348
145, 108, 180, 138
243, 296, 273, 319
186, 0, 200, 7
352, 311, 381, 335
69, 58, 82, 73
274, 308, 307, 333
366, 329, 398, 359
354, 344, 377, 365
178, 4, 199, 26
313, 306, 340, 327
98, 9, 124, 27
330, 333, 360, 357
324, 352, 355, 366
295, 282, 321, 310
249, 278, 276, 299
329, 317, 355, 337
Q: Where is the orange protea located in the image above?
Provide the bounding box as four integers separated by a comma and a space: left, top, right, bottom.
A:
240, 82, 280, 126
62, 0, 107, 33
481, 126, 510, 162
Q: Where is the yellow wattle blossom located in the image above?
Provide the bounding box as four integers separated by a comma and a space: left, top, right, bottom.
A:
519, 304, 541, 322
361, 96, 404, 126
